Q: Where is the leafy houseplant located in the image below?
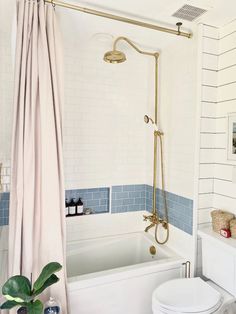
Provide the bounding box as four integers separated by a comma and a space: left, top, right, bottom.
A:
0, 262, 62, 314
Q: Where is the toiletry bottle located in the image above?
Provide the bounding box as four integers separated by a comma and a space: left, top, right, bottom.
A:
44, 297, 61, 314
77, 198, 84, 215
68, 198, 76, 215
65, 198, 69, 217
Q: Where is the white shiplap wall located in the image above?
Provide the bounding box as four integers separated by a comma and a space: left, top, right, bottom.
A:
198, 25, 219, 231
214, 20, 236, 215
196, 20, 236, 275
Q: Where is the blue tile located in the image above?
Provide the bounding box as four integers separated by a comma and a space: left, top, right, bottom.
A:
99, 188, 109, 192
112, 199, 123, 206
100, 199, 109, 206
87, 199, 102, 207
116, 192, 129, 199
0, 193, 10, 200
123, 199, 135, 205
127, 204, 142, 211
123, 185, 135, 192
129, 191, 141, 198
135, 198, 145, 205
112, 186, 123, 192
135, 184, 145, 191
178, 196, 191, 207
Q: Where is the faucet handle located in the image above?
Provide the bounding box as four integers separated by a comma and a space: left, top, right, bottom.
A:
143, 215, 148, 221
143, 214, 153, 222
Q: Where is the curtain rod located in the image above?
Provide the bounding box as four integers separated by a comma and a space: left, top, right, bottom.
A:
45, 0, 192, 38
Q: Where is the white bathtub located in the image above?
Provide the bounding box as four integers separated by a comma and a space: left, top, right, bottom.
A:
67, 232, 184, 314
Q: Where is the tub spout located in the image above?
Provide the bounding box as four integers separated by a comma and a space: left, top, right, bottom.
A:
145, 223, 155, 232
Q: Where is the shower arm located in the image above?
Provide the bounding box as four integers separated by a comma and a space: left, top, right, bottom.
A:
113, 37, 159, 58
113, 37, 159, 124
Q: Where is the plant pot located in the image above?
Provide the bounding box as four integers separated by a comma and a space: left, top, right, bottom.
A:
17, 307, 28, 314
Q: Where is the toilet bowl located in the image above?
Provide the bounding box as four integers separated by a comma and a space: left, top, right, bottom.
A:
152, 277, 236, 314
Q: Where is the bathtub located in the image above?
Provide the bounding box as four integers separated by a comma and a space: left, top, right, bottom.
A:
67, 232, 184, 314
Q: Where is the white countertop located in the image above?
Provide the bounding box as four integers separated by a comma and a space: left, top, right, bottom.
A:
198, 225, 236, 255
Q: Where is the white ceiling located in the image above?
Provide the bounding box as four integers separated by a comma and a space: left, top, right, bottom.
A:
58, 0, 236, 54
71, 0, 236, 30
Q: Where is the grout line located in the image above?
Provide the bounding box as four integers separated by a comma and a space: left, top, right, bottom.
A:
218, 98, 236, 103
220, 30, 236, 40
202, 68, 218, 72
200, 132, 226, 135
219, 63, 236, 72
200, 162, 235, 166
203, 35, 219, 41
219, 46, 236, 56
214, 192, 236, 200
198, 207, 212, 211
202, 51, 218, 56
218, 81, 236, 88
200, 148, 226, 150
201, 116, 226, 119
202, 84, 217, 88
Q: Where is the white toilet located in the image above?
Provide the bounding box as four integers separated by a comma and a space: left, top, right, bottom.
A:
152, 232, 236, 314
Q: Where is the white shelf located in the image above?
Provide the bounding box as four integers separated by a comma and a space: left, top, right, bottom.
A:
198, 225, 236, 255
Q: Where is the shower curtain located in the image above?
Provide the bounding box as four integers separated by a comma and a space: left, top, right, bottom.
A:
8, 0, 68, 312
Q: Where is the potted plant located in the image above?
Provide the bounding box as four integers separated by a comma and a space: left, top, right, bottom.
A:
0, 262, 62, 314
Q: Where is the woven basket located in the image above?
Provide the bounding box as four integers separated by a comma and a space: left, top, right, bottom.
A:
211, 210, 234, 233
230, 219, 236, 239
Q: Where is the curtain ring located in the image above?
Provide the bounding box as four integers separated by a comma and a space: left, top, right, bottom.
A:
51, 0, 56, 8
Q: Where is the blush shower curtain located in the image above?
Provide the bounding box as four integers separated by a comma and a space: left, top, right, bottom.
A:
8, 0, 68, 312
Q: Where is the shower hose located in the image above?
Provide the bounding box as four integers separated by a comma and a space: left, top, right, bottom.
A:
154, 133, 169, 245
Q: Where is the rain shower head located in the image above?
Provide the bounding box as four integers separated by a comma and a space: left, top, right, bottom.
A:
103, 50, 126, 64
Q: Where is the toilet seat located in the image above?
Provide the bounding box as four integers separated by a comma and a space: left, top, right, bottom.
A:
152, 278, 223, 314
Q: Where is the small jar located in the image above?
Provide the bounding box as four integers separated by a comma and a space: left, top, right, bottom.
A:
44, 297, 61, 314
230, 219, 236, 239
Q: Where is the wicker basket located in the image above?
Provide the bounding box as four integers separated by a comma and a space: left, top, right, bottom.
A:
230, 219, 236, 239
211, 210, 234, 233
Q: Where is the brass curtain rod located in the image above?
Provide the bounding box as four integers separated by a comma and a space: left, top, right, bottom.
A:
45, 0, 192, 38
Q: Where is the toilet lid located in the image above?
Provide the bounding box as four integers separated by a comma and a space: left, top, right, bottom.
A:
152, 278, 222, 313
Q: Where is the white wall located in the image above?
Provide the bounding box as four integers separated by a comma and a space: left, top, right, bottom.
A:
197, 20, 236, 226
196, 20, 236, 275
61, 11, 199, 200
214, 20, 236, 215
158, 35, 198, 199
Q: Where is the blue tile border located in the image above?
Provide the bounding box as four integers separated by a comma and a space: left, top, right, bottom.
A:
112, 184, 193, 235
0, 193, 10, 226
145, 185, 193, 235
0, 185, 193, 235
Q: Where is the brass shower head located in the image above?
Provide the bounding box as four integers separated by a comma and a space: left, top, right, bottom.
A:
103, 50, 126, 64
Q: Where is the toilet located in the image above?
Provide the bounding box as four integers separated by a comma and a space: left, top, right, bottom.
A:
152, 232, 236, 314
152, 277, 236, 314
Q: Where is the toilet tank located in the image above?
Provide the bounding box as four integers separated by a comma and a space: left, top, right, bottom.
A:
200, 228, 236, 297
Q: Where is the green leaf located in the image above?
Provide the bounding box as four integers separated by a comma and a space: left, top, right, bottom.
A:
33, 274, 59, 297
26, 300, 43, 314
2, 276, 32, 302
0, 300, 21, 310
33, 262, 62, 292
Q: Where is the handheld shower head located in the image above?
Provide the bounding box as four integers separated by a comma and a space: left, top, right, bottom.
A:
144, 115, 154, 124
144, 115, 158, 131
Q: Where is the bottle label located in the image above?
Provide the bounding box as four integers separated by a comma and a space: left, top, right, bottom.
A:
77, 205, 83, 214
69, 207, 76, 215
